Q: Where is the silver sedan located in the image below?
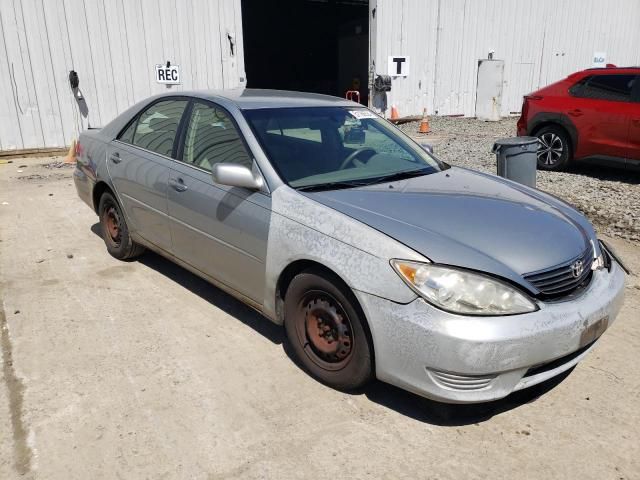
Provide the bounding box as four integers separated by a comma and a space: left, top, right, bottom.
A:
74, 90, 626, 403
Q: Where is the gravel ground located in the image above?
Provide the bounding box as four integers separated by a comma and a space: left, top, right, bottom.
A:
402, 117, 640, 243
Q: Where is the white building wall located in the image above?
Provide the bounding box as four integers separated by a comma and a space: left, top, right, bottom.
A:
3, 0, 639, 151
372, 0, 640, 118
0, 0, 245, 152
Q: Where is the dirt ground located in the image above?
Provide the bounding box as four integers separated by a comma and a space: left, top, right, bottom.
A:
1, 157, 639, 480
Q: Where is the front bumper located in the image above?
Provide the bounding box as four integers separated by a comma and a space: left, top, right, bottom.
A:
355, 261, 625, 403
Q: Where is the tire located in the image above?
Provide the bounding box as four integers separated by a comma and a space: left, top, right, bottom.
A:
98, 192, 145, 260
535, 125, 572, 171
284, 268, 373, 391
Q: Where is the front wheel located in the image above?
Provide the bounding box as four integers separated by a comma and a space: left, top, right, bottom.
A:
284, 269, 373, 391
535, 125, 572, 170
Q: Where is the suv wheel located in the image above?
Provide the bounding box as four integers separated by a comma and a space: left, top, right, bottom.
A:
535, 125, 571, 170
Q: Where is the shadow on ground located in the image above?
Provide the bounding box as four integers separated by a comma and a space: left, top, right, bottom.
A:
568, 163, 640, 185
90, 223, 283, 345
361, 369, 572, 426
91, 222, 573, 426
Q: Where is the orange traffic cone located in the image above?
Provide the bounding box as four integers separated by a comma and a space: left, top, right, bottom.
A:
63, 139, 77, 164
418, 108, 430, 133
390, 105, 399, 121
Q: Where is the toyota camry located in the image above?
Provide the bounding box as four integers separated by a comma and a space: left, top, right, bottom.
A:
74, 89, 626, 403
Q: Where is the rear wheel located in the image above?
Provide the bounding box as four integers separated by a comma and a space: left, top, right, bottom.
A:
98, 192, 145, 260
284, 269, 373, 391
535, 125, 572, 170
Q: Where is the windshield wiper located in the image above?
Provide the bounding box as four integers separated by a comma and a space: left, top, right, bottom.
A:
296, 168, 433, 192
296, 180, 371, 192
356, 168, 433, 186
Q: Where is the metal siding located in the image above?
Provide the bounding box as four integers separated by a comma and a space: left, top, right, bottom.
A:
372, 0, 439, 117
0, 0, 244, 151
373, 0, 640, 118
1, 0, 43, 149
3, 1, 640, 150
0, 3, 25, 150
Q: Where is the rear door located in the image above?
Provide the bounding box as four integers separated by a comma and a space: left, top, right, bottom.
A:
168, 100, 271, 303
109, 98, 189, 252
568, 74, 636, 162
628, 75, 640, 169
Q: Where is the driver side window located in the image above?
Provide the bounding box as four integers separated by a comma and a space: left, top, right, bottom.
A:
342, 120, 415, 162
182, 102, 252, 171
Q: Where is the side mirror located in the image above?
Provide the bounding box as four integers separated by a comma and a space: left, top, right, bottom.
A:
420, 143, 434, 154
212, 163, 264, 190
344, 126, 366, 144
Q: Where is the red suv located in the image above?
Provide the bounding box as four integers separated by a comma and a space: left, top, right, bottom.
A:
517, 66, 640, 171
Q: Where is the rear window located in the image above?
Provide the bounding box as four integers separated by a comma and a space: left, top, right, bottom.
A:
118, 99, 188, 157
570, 74, 636, 102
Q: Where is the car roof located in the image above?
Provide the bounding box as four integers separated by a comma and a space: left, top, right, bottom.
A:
580, 66, 640, 74
99, 89, 363, 139
180, 88, 360, 110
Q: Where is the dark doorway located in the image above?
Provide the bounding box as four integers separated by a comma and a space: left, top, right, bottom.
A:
241, 0, 369, 105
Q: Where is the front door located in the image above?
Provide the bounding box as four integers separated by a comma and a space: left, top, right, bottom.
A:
109, 98, 189, 252
168, 100, 271, 303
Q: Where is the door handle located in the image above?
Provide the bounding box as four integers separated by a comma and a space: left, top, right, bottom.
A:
568, 109, 583, 117
109, 152, 122, 164
632, 118, 640, 126
169, 177, 188, 192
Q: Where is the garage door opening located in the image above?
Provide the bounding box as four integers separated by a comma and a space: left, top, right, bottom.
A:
241, 0, 369, 105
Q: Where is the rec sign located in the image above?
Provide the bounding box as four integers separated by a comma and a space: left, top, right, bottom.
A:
155, 64, 181, 85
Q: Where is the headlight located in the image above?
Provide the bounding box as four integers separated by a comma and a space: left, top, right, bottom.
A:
391, 260, 538, 316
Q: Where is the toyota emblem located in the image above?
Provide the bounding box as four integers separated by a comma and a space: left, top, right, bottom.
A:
571, 260, 584, 278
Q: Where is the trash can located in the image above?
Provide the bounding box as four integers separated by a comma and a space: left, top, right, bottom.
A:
492, 137, 539, 188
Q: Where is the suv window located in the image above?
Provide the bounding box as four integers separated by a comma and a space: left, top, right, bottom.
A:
182, 102, 252, 171
570, 74, 636, 102
119, 99, 188, 157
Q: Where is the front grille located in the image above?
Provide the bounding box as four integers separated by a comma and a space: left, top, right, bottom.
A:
427, 369, 496, 391
524, 248, 593, 299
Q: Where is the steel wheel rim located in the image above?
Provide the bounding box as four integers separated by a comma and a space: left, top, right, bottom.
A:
537, 133, 564, 166
297, 291, 354, 371
104, 205, 122, 245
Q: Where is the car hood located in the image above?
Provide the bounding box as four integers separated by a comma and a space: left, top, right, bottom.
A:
301, 167, 593, 291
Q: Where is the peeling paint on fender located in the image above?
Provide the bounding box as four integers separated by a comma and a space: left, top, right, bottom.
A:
262, 185, 427, 322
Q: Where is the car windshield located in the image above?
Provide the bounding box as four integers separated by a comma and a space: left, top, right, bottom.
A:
243, 107, 445, 190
